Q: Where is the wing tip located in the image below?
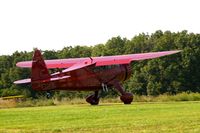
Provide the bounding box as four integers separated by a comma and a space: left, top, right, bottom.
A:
16, 62, 21, 67
172, 50, 182, 53
168, 50, 182, 55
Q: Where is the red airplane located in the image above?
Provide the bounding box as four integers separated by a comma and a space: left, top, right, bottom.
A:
14, 49, 181, 105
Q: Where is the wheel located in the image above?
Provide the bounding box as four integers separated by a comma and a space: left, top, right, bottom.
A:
120, 92, 133, 104
86, 94, 99, 105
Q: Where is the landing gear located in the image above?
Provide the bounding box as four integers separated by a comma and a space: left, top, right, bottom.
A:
120, 92, 133, 104
86, 91, 100, 105
113, 81, 133, 104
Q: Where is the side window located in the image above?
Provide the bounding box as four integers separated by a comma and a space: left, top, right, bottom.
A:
92, 66, 105, 72
91, 64, 120, 72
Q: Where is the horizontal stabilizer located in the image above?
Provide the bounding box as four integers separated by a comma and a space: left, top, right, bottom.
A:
14, 76, 70, 84
14, 78, 31, 84
33, 75, 70, 83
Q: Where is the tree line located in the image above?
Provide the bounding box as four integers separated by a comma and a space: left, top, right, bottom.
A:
0, 30, 199, 98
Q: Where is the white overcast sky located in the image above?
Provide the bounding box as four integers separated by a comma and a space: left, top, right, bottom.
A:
0, 0, 200, 55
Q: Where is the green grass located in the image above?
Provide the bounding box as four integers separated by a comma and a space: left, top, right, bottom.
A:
1, 102, 200, 133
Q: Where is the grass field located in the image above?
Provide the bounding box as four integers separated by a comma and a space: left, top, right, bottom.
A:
0, 102, 200, 133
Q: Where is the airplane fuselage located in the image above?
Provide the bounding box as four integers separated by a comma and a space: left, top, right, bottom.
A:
32, 64, 132, 91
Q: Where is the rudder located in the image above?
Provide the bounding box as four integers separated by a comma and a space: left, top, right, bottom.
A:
31, 49, 51, 90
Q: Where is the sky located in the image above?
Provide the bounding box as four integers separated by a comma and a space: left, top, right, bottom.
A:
0, 0, 200, 55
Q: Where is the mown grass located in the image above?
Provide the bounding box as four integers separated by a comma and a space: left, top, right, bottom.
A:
0, 101, 200, 133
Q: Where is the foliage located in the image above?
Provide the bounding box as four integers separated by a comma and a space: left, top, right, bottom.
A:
0, 30, 200, 98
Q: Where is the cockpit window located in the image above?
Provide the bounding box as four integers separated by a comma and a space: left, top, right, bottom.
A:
92, 64, 120, 72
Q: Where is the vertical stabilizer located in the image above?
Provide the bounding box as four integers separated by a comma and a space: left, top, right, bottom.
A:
31, 49, 51, 90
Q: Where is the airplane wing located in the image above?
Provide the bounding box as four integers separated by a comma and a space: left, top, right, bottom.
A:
16, 58, 84, 68
16, 50, 181, 68
94, 50, 181, 66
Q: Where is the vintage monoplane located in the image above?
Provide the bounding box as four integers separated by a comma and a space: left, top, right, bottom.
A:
14, 49, 180, 105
